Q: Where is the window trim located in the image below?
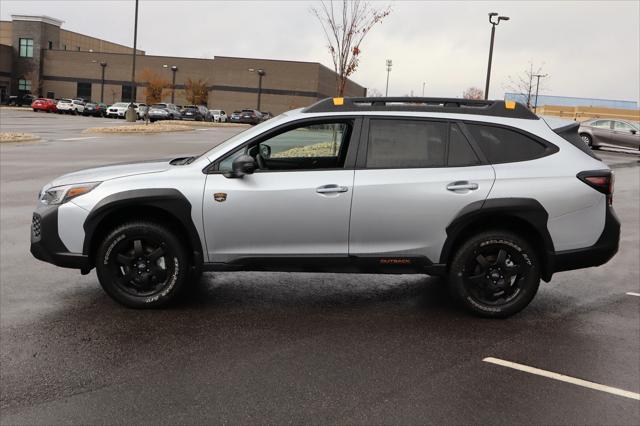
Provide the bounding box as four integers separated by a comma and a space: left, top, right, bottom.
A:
459, 120, 559, 165
203, 116, 363, 174
18, 79, 31, 92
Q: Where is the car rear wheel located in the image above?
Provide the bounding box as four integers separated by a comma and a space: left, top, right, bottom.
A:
448, 230, 540, 318
580, 133, 595, 149
95, 221, 190, 309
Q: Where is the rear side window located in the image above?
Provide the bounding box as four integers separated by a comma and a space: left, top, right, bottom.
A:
466, 124, 548, 164
448, 124, 480, 167
366, 119, 447, 168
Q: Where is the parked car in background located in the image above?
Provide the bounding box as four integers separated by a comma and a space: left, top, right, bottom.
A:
209, 109, 227, 122
237, 109, 262, 125
106, 102, 129, 118
31, 98, 58, 113
8, 93, 36, 106
56, 99, 85, 114
260, 111, 273, 121
579, 119, 640, 151
148, 103, 182, 122
229, 111, 242, 122
83, 102, 108, 117
181, 105, 211, 121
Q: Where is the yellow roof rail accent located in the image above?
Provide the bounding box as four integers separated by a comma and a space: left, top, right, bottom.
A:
505, 100, 516, 110
333, 97, 344, 106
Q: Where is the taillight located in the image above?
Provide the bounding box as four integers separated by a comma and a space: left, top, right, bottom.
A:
578, 170, 614, 205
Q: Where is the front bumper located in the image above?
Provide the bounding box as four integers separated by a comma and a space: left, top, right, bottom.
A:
30, 204, 89, 270
551, 204, 620, 273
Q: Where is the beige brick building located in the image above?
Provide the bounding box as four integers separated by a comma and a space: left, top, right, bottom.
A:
0, 15, 366, 114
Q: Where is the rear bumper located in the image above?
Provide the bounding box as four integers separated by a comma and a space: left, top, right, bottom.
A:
551, 204, 620, 274
30, 205, 89, 270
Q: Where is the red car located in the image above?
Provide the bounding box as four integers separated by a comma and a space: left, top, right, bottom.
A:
31, 98, 58, 113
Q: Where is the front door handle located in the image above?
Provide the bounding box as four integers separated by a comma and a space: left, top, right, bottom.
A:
316, 184, 349, 194
447, 181, 479, 191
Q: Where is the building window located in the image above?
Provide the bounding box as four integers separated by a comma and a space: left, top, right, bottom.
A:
48, 41, 53, 50
19, 38, 34, 57
46, 91, 55, 99
18, 79, 32, 92
122, 85, 133, 102
77, 82, 92, 100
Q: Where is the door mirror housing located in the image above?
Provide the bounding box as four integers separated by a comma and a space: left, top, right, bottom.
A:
225, 154, 256, 178
631, 129, 637, 135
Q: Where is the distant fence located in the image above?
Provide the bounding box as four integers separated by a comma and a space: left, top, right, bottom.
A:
535, 105, 640, 122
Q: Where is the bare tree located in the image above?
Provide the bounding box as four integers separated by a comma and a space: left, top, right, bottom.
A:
311, 0, 391, 97
184, 78, 208, 105
504, 61, 549, 108
140, 68, 169, 104
462, 87, 484, 100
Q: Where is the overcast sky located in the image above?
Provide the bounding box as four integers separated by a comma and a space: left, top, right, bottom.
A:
3, 1, 639, 102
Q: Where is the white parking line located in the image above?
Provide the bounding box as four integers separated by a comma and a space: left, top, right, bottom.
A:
58, 136, 101, 141
195, 128, 210, 131
626, 292, 640, 297
483, 357, 640, 401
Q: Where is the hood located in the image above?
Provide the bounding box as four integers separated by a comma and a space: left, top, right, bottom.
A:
48, 159, 172, 188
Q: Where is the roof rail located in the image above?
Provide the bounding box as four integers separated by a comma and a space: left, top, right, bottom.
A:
303, 97, 539, 120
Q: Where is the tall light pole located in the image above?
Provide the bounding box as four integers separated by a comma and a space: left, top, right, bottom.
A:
385, 59, 392, 96
532, 73, 548, 113
99, 61, 107, 103
484, 12, 509, 100
126, 0, 139, 121
422, 81, 426, 97
248, 68, 265, 110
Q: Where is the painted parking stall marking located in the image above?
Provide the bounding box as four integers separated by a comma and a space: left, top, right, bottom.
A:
626, 292, 640, 297
483, 357, 640, 401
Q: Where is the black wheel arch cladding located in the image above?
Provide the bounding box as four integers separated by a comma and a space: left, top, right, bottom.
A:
441, 198, 554, 280
82, 188, 203, 269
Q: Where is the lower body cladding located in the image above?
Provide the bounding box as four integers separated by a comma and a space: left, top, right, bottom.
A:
30, 198, 620, 281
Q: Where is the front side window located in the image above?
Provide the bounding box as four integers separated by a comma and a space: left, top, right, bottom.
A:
366, 119, 447, 168
19, 38, 33, 57
18, 79, 31, 92
613, 121, 634, 131
219, 121, 352, 172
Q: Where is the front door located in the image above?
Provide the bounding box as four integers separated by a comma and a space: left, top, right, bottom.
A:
203, 119, 359, 263
349, 119, 495, 263
612, 120, 640, 149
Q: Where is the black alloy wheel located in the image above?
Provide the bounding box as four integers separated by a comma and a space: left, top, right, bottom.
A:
96, 221, 190, 308
448, 231, 541, 318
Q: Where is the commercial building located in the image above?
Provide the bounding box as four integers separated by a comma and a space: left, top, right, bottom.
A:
0, 15, 366, 114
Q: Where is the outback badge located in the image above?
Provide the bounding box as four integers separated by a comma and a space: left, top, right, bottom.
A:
214, 192, 227, 202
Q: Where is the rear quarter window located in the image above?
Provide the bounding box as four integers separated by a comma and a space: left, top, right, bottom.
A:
466, 124, 551, 164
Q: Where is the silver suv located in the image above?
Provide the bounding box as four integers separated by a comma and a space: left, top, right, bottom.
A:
30, 97, 620, 317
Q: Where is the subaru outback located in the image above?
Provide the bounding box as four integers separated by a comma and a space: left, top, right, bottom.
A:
30, 97, 620, 317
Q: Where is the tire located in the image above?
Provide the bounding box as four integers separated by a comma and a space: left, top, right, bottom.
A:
447, 230, 540, 318
95, 221, 191, 309
33, 108, 37, 112
580, 133, 596, 149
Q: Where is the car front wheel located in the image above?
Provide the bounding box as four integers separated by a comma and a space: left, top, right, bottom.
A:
95, 221, 190, 308
447, 230, 540, 318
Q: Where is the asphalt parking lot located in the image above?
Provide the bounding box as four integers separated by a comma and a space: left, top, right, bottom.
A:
1, 108, 639, 425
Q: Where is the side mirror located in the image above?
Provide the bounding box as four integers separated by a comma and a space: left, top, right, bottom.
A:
631, 129, 637, 135
225, 154, 256, 178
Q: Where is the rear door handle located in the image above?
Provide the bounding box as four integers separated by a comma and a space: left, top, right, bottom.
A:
316, 184, 349, 194
447, 181, 479, 191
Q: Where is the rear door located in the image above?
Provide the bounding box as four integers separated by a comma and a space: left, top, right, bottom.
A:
349, 118, 495, 263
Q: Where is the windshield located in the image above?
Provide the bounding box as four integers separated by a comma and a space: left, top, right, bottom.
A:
59, 99, 71, 103
151, 104, 167, 108
112, 102, 129, 107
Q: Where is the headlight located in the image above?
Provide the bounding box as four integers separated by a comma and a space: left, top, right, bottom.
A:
39, 182, 101, 205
